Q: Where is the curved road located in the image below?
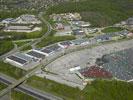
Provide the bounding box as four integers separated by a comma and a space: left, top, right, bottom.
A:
0, 11, 53, 99
0, 11, 52, 60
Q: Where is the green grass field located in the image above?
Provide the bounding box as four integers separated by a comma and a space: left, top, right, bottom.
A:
46, 0, 133, 27
0, 30, 44, 40
20, 45, 32, 51
102, 27, 124, 33
0, 61, 26, 79
0, 19, 47, 40
0, 40, 14, 56
14, 41, 31, 47
27, 76, 133, 100
0, 83, 7, 91
11, 91, 36, 100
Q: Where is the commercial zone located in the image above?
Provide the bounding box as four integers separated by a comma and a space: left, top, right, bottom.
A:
5, 39, 90, 70
5, 53, 39, 70
4, 37, 133, 88
3, 13, 133, 87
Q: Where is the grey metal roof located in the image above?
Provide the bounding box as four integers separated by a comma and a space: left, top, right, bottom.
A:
20, 14, 38, 22
41, 48, 53, 54
27, 51, 45, 59
71, 39, 88, 45
72, 29, 84, 35
6, 25, 32, 30
95, 34, 111, 40
45, 44, 62, 51
8, 55, 27, 65
127, 17, 133, 25
15, 53, 33, 61
60, 41, 72, 46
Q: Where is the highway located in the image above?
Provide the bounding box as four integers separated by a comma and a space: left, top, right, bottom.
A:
0, 10, 125, 99
0, 74, 62, 100
1, 37, 132, 98
0, 11, 55, 99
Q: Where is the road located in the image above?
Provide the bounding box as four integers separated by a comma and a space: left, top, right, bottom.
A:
0, 53, 63, 98
44, 38, 133, 88
0, 74, 62, 100
0, 11, 130, 99
0, 11, 52, 60
1, 38, 133, 98
0, 11, 53, 98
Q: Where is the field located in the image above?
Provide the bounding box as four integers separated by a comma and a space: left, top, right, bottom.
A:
0, 82, 7, 91
0, 30, 44, 40
0, 61, 26, 79
20, 45, 32, 51
27, 76, 133, 100
0, 18, 47, 40
14, 41, 31, 47
11, 91, 36, 100
0, 40, 14, 56
46, 0, 133, 27
102, 27, 124, 33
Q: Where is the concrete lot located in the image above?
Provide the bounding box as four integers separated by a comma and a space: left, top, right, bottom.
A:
44, 39, 133, 87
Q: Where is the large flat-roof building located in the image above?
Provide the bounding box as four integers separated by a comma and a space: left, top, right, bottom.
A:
4, 25, 41, 33
40, 48, 54, 56
71, 39, 89, 45
1, 18, 15, 24
46, 44, 62, 51
72, 21, 90, 28
58, 41, 74, 48
1, 14, 41, 25
126, 17, 133, 26
15, 14, 41, 24
72, 29, 85, 36
26, 50, 46, 60
5, 53, 39, 70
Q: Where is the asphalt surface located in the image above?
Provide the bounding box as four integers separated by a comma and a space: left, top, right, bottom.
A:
0, 74, 62, 100
45, 39, 133, 88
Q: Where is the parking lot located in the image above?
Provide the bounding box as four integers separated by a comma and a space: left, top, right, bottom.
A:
45, 39, 133, 87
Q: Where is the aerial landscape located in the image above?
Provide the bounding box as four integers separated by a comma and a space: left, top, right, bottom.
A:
0, 0, 133, 100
